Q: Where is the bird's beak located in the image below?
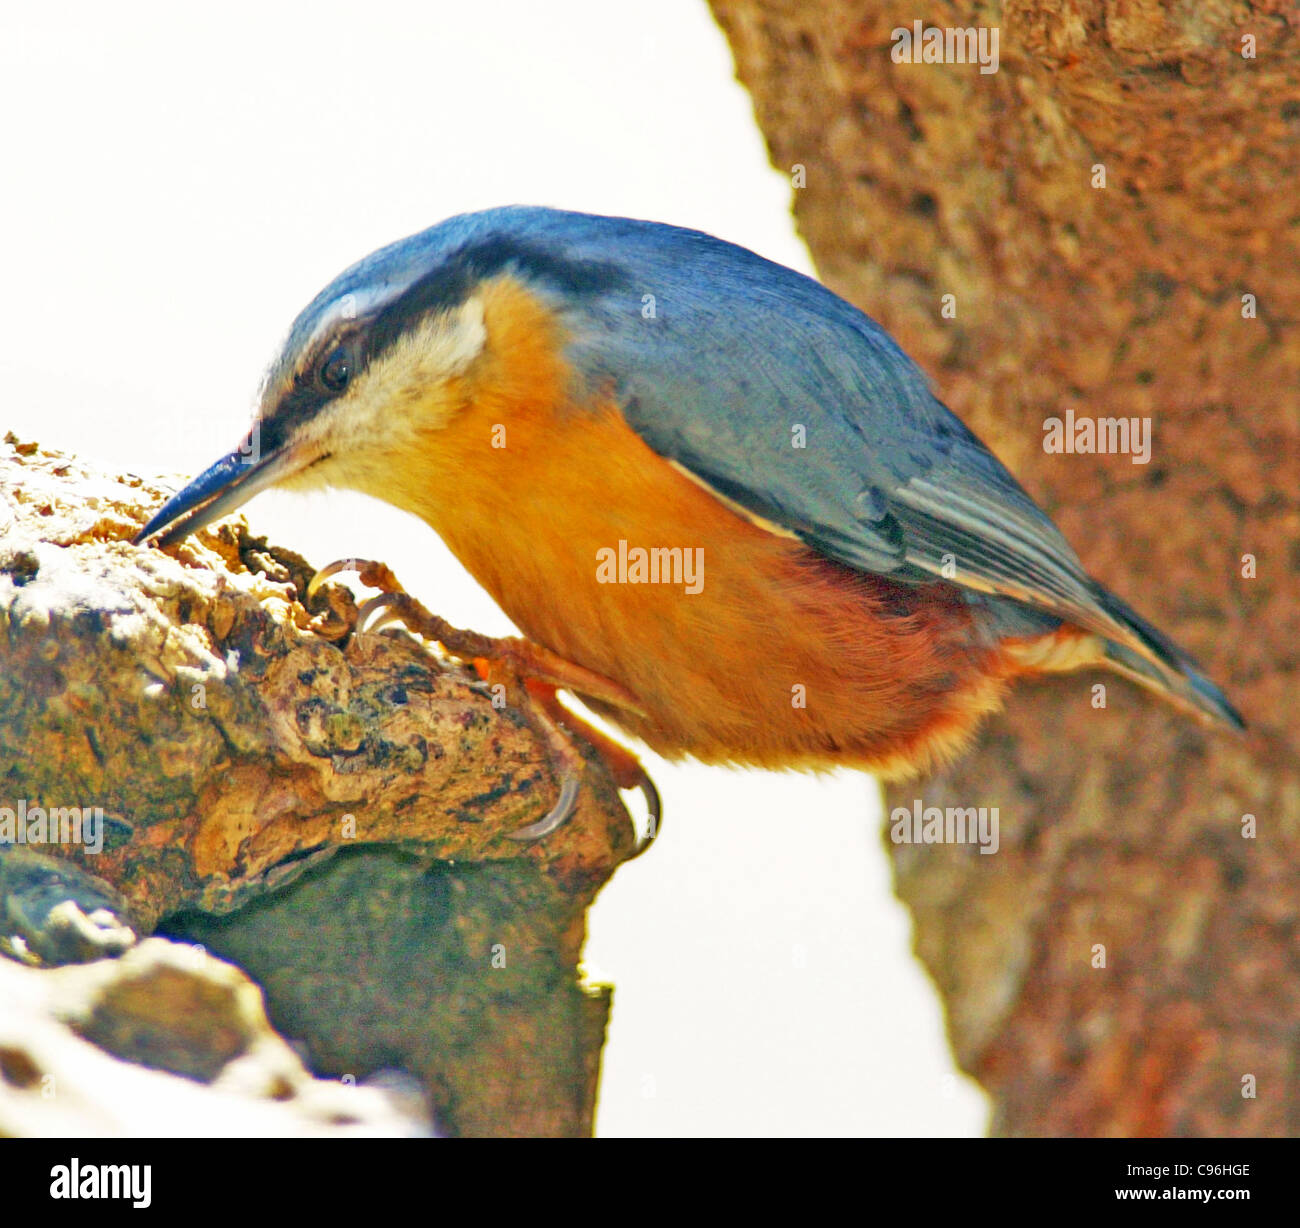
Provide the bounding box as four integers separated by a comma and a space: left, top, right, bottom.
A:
133, 432, 324, 547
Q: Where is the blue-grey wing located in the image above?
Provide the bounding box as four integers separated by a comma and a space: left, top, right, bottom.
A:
564, 231, 1117, 643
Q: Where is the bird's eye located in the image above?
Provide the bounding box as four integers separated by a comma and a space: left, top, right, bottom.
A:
319, 348, 352, 393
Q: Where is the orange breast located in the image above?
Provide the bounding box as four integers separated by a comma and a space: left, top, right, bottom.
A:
392, 278, 1016, 779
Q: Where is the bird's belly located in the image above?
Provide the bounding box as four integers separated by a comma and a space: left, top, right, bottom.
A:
417, 400, 1007, 779
511, 536, 1003, 778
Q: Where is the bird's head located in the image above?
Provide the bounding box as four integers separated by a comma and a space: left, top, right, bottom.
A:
133, 206, 632, 546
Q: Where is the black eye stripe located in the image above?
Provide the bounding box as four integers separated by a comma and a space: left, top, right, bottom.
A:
265, 233, 629, 448
367, 236, 628, 360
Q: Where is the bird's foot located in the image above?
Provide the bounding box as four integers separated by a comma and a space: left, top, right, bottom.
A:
309, 558, 643, 711
308, 559, 659, 853
526, 682, 661, 855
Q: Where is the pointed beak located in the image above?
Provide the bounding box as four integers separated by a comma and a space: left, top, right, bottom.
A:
133, 433, 326, 547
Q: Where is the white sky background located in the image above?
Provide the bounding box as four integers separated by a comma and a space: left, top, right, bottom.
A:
1, 1, 986, 1136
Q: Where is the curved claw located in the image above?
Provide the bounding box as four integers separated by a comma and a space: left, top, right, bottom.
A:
355, 593, 417, 638
625, 773, 663, 859
308, 558, 405, 602
308, 557, 368, 602
505, 775, 581, 842
503, 693, 586, 844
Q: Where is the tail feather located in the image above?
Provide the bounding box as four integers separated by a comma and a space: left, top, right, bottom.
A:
1094, 589, 1245, 732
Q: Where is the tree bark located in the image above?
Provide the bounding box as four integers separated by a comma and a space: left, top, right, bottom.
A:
0, 437, 633, 1137
710, 0, 1297, 1135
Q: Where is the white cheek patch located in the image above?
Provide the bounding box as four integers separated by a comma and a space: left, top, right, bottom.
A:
292, 295, 488, 471
401, 293, 488, 384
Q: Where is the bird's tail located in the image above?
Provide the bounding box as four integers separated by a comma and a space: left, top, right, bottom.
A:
995, 587, 1244, 731
1092, 589, 1245, 732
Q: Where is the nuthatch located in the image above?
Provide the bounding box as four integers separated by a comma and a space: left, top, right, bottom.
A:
136, 206, 1243, 842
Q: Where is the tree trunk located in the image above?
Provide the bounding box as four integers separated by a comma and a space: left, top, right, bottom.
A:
710, 0, 1297, 1135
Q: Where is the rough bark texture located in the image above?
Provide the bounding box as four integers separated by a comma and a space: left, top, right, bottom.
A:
710, 0, 1297, 1135
0, 437, 634, 1137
